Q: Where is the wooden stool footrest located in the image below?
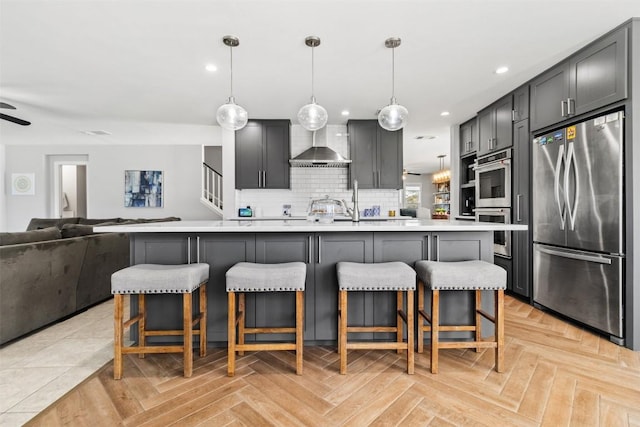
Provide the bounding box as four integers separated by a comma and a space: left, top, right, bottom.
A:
347, 326, 398, 333
122, 345, 184, 354
244, 327, 296, 334
437, 341, 498, 349
236, 343, 296, 351
347, 342, 408, 350
144, 329, 202, 336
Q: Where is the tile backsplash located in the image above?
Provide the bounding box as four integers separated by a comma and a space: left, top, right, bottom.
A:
235, 124, 401, 217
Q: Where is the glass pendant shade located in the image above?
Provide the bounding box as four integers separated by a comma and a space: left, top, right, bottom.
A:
378, 37, 408, 132
216, 96, 248, 131
216, 35, 248, 131
298, 97, 328, 131
378, 98, 408, 131
298, 36, 327, 131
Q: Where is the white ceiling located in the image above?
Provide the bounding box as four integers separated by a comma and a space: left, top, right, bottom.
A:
1, 0, 639, 173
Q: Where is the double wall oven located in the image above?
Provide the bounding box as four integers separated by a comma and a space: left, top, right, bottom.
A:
475, 149, 512, 258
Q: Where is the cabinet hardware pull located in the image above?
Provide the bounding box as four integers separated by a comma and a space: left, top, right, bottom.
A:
196, 236, 200, 263
567, 98, 575, 115
512, 110, 516, 122
258, 171, 262, 187
187, 237, 192, 264
378, 170, 381, 187
427, 235, 432, 260
433, 235, 440, 261
308, 235, 312, 264
516, 194, 522, 222
317, 235, 322, 264
262, 170, 266, 188
561, 100, 567, 117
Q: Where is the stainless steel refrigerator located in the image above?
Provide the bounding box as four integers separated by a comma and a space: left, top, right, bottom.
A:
532, 110, 624, 344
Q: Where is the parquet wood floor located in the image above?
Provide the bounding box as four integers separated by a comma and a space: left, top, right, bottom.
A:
26, 296, 640, 426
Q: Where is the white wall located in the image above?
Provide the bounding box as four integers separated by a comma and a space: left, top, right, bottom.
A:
0, 144, 5, 230
3, 144, 223, 231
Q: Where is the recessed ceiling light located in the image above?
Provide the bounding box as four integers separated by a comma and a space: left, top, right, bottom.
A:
440, 111, 450, 117
341, 110, 350, 116
205, 64, 218, 72
414, 135, 436, 140
495, 66, 509, 74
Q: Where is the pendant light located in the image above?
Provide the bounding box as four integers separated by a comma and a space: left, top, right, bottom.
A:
433, 154, 451, 183
378, 37, 408, 131
216, 35, 248, 131
297, 36, 328, 131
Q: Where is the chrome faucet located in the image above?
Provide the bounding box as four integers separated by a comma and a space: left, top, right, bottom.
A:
351, 179, 360, 222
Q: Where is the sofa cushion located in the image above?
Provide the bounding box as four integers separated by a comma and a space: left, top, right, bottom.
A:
0, 226, 62, 246
26, 217, 80, 231
61, 222, 119, 238
78, 218, 121, 225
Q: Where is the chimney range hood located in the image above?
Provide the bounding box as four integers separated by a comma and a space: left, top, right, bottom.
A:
289, 128, 351, 168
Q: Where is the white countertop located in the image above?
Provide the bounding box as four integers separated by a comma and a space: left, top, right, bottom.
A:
94, 219, 527, 233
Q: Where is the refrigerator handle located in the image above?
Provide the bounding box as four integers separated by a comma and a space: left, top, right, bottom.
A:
537, 246, 612, 265
554, 144, 566, 230
565, 142, 579, 231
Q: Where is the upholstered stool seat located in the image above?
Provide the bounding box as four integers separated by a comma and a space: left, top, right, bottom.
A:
226, 262, 306, 376
415, 260, 506, 374
111, 263, 209, 379
336, 261, 415, 374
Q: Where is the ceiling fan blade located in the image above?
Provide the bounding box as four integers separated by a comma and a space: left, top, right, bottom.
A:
0, 102, 17, 110
0, 113, 31, 126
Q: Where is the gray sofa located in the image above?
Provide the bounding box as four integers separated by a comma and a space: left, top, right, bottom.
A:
0, 216, 178, 345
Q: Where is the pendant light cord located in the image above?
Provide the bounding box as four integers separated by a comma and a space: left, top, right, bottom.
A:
229, 45, 234, 99
391, 47, 395, 100
311, 45, 315, 101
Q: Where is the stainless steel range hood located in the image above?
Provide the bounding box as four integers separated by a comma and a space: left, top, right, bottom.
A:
289, 128, 351, 167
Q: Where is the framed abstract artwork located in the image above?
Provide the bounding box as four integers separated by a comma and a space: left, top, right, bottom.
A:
11, 173, 35, 195
124, 170, 163, 207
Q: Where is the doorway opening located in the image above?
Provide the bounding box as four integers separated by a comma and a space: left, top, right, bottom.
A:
47, 155, 88, 218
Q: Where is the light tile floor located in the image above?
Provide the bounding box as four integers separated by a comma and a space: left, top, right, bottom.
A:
0, 297, 127, 426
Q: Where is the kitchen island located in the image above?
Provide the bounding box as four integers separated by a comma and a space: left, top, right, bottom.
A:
96, 219, 527, 346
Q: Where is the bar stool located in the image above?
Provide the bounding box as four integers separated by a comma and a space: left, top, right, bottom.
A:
111, 263, 209, 380
336, 261, 415, 375
415, 260, 506, 374
226, 262, 306, 377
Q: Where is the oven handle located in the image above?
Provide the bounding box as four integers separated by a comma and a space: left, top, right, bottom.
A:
474, 158, 510, 173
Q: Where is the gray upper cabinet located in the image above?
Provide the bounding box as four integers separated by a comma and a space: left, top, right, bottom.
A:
459, 117, 477, 156
531, 26, 628, 131
348, 120, 403, 189
512, 85, 529, 122
477, 94, 513, 157
235, 119, 290, 189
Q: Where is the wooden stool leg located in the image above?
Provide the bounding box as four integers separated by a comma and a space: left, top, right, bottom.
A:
199, 284, 207, 357
475, 290, 483, 352
339, 290, 348, 375
138, 294, 146, 359
238, 293, 245, 356
296, 290, 304, 375
431, 289, 440, 374
407, 290, 414, 375
495, 289, 505, 373
417, 280, 424, 354
113, 294, 124, 380
227, 291, 236, 377
396, 291, 403, 354
183, 292, 193, 378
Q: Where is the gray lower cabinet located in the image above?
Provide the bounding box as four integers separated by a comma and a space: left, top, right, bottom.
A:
254, 233, 315, 341
314, 232, 373, 341
198, 234, 256, 342
512, 119, 531, 299
128, 230, 495, 346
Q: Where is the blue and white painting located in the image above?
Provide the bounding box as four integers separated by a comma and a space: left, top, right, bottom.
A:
124, 170, 163, 207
